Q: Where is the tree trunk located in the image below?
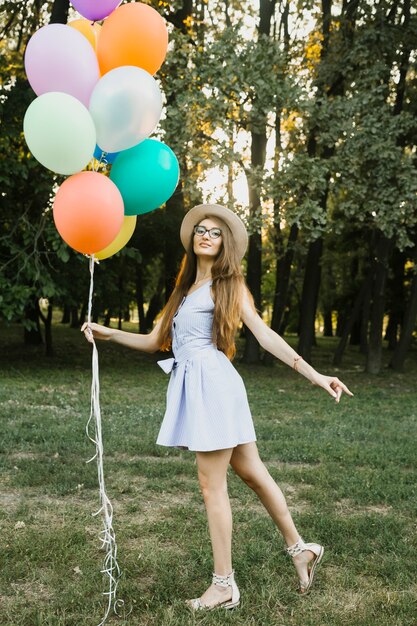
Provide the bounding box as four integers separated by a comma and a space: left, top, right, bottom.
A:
79, 302, 87, 326
384, 313, 399, 350
145, 275, 165, 329
243, 128, 266, 363
38, 301, 54, 357
297, 237, 323, 362
243, 0, 275, 364
262, 1, 291, 369
50, 0, 69, 24
161, 1, 194, 305
333, 276, 371, 365
61, 305, 70, 324
336, 310, 345, 337
118, 269, 124, 330
263, 223, 299, 366
384, 247, 405, 349
163, 182, 185, 304
296, 0, 332, 361
136, 264, 146, 333
271, 223, 299, 333
390, 243, 417, 370
279, 306, 291, 336
365, 234, 393, 374
360, 282, 371, 354
349, 316, 361, 345
70, 305, 79, 328
24, 297, 43, 345
243, 230, 263, 363
323, 308, 333, 336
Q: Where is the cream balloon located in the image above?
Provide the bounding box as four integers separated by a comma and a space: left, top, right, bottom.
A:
95, 215, 137, 260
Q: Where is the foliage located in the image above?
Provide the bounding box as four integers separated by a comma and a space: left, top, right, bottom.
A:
1, 0, 417, 351
0, 46, 63, 323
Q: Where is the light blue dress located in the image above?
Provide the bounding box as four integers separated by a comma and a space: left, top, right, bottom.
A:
156, 281, 257, 452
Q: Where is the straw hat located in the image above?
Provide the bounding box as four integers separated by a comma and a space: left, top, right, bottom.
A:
180, 204, 248, 261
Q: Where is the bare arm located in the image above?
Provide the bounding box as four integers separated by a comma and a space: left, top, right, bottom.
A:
240, 286, 353, 402
81, 318, 163, 353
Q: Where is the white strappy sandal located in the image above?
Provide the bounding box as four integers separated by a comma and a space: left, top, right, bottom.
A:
286, 537, 324, 594
186, 570, 240, 610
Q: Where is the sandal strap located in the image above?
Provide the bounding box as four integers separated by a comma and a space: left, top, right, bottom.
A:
212, 570, 235, 588
286, 537, 323, 559
286, 537, 307, 557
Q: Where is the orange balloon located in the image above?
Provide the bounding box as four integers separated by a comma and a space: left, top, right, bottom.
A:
53, 171, 124, 255
68, 19, 101, 51
97, 3, 168, 76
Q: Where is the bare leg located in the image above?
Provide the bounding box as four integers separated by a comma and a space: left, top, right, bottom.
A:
230, 442, 316, 586
187, 447, 234, 608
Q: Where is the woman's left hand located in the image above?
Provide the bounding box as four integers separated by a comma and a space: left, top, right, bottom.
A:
312, 374, 354, 403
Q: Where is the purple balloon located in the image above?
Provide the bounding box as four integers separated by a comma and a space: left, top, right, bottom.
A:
24, 24, 99, 107
70, 0, 122, 21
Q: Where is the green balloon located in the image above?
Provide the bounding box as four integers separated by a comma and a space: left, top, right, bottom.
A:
110, 139, 180, 216
23, 92, 96, 175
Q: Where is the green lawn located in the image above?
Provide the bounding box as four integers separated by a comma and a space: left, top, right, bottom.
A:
0, 323, 416, 626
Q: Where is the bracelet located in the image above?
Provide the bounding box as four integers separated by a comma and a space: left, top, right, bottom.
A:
293, 355, 303, 372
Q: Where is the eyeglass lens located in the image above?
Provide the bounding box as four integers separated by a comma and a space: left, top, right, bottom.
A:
194, 225, 222, 239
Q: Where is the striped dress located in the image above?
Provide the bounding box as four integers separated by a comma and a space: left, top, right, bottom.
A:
156, 280, 257, 452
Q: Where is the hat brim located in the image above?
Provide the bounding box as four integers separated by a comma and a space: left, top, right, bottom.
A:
180, 204, 248, 261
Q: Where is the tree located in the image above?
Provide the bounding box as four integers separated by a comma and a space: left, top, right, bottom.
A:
1, 0, 416, 369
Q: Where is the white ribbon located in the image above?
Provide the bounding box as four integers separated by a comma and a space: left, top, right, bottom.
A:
85, 255, 127, 625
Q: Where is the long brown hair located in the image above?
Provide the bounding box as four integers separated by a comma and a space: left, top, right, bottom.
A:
158, 215, 254, 360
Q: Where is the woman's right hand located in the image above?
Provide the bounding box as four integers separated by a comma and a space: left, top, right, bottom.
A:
81, 322, 115, 344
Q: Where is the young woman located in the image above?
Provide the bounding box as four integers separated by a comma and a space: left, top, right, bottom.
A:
82, 204, 352, 611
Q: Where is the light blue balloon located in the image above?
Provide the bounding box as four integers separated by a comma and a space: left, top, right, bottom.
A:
110, 139, 180, 216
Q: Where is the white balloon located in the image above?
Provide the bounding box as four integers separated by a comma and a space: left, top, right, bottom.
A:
89, 66, 162, 153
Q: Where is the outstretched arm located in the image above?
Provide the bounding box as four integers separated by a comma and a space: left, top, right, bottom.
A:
240, 287, 353, 403
81, 318, 163, 354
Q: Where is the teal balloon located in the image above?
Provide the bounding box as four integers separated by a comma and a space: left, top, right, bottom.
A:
110, 139, 179, 216
23, 92, 96, 175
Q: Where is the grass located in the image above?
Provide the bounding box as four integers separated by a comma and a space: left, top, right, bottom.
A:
0, 322, 416, 625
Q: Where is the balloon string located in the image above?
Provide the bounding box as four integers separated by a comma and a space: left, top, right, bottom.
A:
92, 152, 108, 172
85, 255, 126, 626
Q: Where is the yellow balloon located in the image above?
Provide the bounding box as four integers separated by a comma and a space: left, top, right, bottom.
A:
68, 19, 101, 51
95, 215, 137, 260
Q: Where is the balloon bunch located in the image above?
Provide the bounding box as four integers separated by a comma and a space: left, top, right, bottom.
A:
22, 4, 179, 624
23, 0, 179, 260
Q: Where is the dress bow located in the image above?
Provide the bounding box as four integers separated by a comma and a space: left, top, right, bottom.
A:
157, 357, 175, 374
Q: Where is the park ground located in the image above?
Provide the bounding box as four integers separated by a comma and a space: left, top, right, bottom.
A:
0, 323, 416, 626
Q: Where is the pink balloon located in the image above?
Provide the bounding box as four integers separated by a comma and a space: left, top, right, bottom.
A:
24, 24, 99, 107
70, 0, 122, 21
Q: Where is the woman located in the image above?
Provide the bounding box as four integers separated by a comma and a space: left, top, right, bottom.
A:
82, 203, 352, 611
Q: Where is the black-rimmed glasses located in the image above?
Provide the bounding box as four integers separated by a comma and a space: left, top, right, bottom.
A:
193, 225, 222, 239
